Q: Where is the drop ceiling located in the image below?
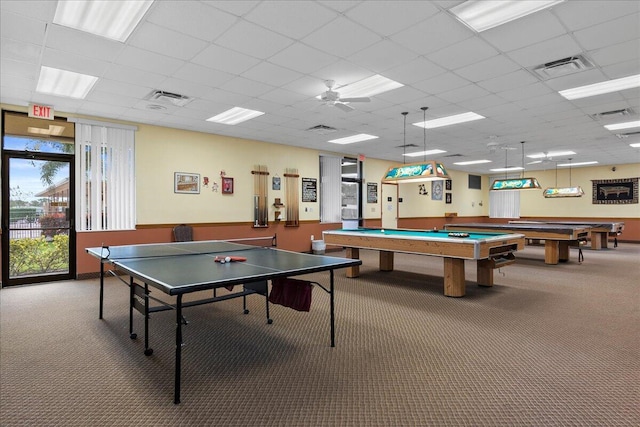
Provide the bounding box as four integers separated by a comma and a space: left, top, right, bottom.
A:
1, 0, 639, 174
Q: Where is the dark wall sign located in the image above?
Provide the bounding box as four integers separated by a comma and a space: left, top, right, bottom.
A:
367, 182, 378, 203
302, 177, 317, 202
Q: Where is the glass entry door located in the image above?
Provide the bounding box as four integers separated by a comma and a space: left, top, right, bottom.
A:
1, 112, 76, 286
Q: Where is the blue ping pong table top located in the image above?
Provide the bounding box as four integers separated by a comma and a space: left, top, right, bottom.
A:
86, 241, 361, 296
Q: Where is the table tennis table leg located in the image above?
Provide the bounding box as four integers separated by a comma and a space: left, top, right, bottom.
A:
99, 262, 105, 319
174, 294, 183, 405
330, 270, 335, 348
129, 277, 136, 339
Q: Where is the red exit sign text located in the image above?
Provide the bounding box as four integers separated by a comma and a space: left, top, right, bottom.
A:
28, 104, 54, 120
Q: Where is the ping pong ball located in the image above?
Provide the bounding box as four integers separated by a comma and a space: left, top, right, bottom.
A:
225, 256, 231, 262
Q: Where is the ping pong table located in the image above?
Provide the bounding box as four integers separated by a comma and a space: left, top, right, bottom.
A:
86, 239, 361, 404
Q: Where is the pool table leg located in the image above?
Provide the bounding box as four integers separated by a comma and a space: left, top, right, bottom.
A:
476, 260, 494, 287
591, 232, 606, 249
380, 251, 394, 272
558, 241, 570, 262
345, 247, 360, 278
544, 241, 560, 264
443, 258, 465, 297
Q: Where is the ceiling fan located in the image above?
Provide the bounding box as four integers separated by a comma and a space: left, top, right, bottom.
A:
527, 152, 555, 165
318, 80, 370, 112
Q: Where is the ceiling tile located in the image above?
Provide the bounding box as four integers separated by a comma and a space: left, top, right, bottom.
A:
147, 1, 238, 42
245, 1, 337, 39
454, 55, 520, 82
191, 44, 261, 74
428, 37, 499, 70
215, 20, 293, 59
345, 1, 439, 36
128, 23, 209, 61
302, 16, 381, 59
572, 13, 640, 51
390, 11, 473, 56
347, 39, 418, 74
481, 11, 566, 52
268, 42, 338, 74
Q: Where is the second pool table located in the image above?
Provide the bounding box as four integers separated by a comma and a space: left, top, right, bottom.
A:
323, 228, 525, 297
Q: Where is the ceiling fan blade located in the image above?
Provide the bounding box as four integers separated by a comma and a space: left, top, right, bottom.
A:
335, 102, 354, 112
339, 97, 370, 103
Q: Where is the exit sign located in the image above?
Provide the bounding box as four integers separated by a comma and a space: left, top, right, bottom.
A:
28, 103, 54, 120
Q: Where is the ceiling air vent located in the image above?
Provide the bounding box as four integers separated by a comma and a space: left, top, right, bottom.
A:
145, 90, 193, 107
443, 153, 464, 157
396, 143, 419, 148
531, 55, 593, 80
590, 108, 633, 120
306, 124, 337, 135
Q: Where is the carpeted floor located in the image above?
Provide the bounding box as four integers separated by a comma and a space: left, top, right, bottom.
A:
1, 244, 638, 426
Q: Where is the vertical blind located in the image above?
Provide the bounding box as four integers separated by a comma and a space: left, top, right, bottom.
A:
319, 155, 342, 223
489, 175, 520, 218
75, 122, 136, 231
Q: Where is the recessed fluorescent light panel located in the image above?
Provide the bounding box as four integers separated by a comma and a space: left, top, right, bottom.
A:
328, 134, 378, 144
206, 107, 264, 125
604, 121, 640, 131
403, 149, 447, 157
413, 112, 485, 129
527, 150, 576, 158
340, 75, 404, 98
450, 0, 565, 32
557, 161, 598, 167
490, 166, 524, 172
630, 142, 640, 148
53, 0, 153, 42
559, 74, 640, 100
453, 160, 492, 165
36, 66, 98, 99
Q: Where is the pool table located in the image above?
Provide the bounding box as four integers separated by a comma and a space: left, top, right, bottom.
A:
323, 228, 525, 298
509, 220, 624, 249
444, 223, 590, 265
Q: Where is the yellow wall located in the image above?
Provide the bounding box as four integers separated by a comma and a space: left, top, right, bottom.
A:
135, 124, 324, 224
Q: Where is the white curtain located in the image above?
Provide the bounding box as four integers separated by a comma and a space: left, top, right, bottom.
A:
74, 120, 136, 231
489, 175, 520, 218
320, 155, 342, 223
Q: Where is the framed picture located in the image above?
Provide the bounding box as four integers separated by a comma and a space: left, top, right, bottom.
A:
431, 180, 443, 201
445, 179, 452, 191
222, 177, 234, 194
174, 172, 200, 194
445, 193, 452, 204
592, 177, 638, 204
272, 176, 281, 190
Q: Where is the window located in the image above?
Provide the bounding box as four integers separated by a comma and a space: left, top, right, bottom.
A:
73, 119, 136, 231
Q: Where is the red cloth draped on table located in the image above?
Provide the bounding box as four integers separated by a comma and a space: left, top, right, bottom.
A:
268, 277, 313, 312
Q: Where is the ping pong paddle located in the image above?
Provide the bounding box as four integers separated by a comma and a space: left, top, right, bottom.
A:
214, 255, 247, 263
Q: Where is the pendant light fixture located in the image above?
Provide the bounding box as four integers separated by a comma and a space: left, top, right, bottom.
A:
543, 158, 585, 197
382, 108, 450, 184
491, 141, 542, 190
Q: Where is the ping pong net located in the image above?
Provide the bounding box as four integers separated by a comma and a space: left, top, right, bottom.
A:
99, 235, 277, 261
